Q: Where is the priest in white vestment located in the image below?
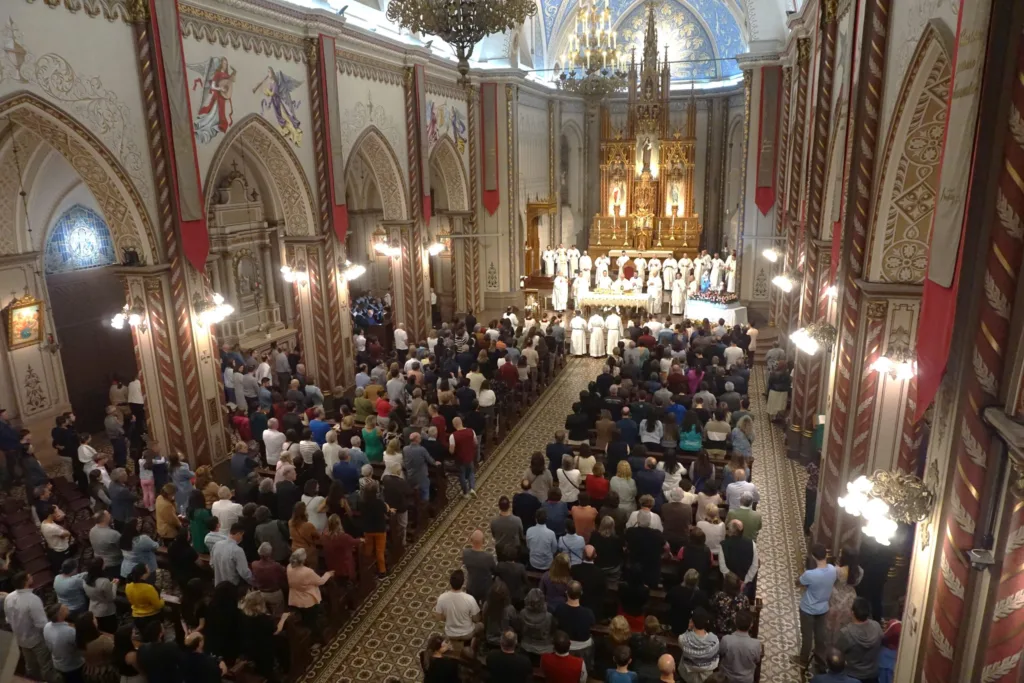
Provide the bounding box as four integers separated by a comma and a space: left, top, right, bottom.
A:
692, 251, 706, 286
662, 257, 677, 292
552, 275, 569, 311
569, 312, 588, 356
542, 249, 555, 277
587, 313, 606, 358
612, 272, 627, 292
597, 272, 614, 290
671, 275, 687, 315
567, 247, 581, 274
605, 309, 623, 356
595, 255, 611, 281
678, 256, 693, 286
580, 251, 593, 283
572, 273, 590, 307
647, 273, 663, 314
616, 251, 630, 275
710, 253, 725, 291
648, 258, 662, 280
634, 256, 647, 283
556, 246, 569, 277
725, 250, 737, 293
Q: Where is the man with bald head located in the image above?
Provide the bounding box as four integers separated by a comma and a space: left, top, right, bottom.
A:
657, 654, 677, 682
717, 519, 759, 598
462, 529, 495, 601
571, 544, 607, 616
402, 431, 436, 502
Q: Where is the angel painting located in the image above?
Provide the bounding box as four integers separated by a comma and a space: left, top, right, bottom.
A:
254, 68, 303, 147
450, 108, 467, 154
189, 57, 236, 144
426, 100, 440, 145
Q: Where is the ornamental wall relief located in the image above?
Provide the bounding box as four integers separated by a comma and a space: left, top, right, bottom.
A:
346, 127, 408, 222
870, 23, 951, 284
339, 92, 401, 168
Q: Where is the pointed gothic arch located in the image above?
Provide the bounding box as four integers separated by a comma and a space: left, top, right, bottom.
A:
345, 126, 410, 221
203, 114, 317, 236
868, 20, 953, 284
429, 135, 470, 212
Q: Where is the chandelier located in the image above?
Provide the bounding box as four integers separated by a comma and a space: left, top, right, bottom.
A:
110, 298, 148, 334
192, 292, 234, 327
791, 321, 837, 355
555, 0, 627, 99
871, 345, 917, 380
386, 0, 537, 83
838, 471, 935, 545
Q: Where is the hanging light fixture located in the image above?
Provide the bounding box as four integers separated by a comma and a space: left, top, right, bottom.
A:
762, 247, 780, 263
339, 260, 366, 282
427, 241, 446, 256
791, 320, 837, 355
386, 0, 537, 84
110, 298, 148, 333
871, 346, 917, 380
555, 0, 627, 100
825, 284, 838, 298
193, 291, 234, 327
280, 263, 309, 286
838, 471, 934, 545
772, 272, 796, 292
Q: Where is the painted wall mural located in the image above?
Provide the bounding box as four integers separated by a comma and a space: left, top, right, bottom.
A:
616, 1, 720, 80
189, 56, 237, 144
253, 68, 303, 147
426, 99, 467, 154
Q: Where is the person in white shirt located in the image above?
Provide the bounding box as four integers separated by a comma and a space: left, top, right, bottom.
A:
594, 254, 611, 282
723, 340, 745, 369
394, 324, 409, 362
503, 307, 519, 329
626, 495, 664, 531
579, 250, 593, 281
746, 324, 760, 352
78, 435, 110, 486
211, 486, 243, 530
322, 430, 343, 474
254, 354, 272, 385
671, 276, 687, 315
231, 367, 245, 408
634, 255, 647, 283
597, 271, 614, 290
542, 248, 556, 277
646, 317, 664, 336
262, 418, 286, 466
725, 473, 760, 509
434, 569, 481, 643
587, 313, 606, 358
647, 274, 663, 313
567, 246, 581, 274
354, 332, 367, 353
555, 455, 581, 504
127, 376, 145, 429
662, 256, 677, 292
556, 245, 569, 277
615, 250, 630, 275
572, 272, 590, 308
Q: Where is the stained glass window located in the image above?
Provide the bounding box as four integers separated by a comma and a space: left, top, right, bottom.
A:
44, 204, 117, 274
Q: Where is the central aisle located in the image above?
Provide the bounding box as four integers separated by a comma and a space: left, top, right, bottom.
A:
310, 359, 808, 683
312, 357, 598, 682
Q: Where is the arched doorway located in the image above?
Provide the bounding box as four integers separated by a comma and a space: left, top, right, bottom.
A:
428, 136, 471, 318
0, 94, 160, 452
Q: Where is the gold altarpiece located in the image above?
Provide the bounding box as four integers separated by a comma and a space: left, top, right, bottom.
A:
589, 4, 702, 257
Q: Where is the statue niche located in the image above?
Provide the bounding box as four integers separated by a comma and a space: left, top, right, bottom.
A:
207, 161, 287, 347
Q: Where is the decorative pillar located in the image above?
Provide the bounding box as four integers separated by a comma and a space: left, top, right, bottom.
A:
260, 245, 277, 307
465, 85, 484, 313
769, 65, 793, 326
401, 66, 433, 339
815, 0, 892, 550
128, 0, 223, 466
282, 241, 321, 384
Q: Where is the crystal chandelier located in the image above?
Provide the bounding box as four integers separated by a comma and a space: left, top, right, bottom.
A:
838, 471, 934, 545
386, 0, 537, 83
555, 0, 627, 99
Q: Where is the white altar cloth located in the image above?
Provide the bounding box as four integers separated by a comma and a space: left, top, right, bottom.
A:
578, 291, 651, 312
684, 300, 748, 326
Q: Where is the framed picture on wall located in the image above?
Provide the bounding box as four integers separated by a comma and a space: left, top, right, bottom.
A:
5, 295, 44, 350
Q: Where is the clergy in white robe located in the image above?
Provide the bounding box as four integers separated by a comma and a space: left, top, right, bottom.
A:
647, 274, 663, 314
587, 314, 606, 358
595, 255, 611, 281
634, 256, 647, 283
597, 273, 614, 290
605, 311, 624, 356
542, 249, 556, 277
569, 313, 588, 356
662, 257, 677, 292
572, 273, 590, 307
612, 274, 627, 292
627, 276, 642, 292
648, 258, 662, 280
552, 275, 569, 311
567, 247, 581, 274
710, 254, 725, 291
615, 251, 630, 276
725, 251, 737, 293
671, 275, 687, 315
556, 247, 569, 277
692, 251, 706, 287
580, 252, 593, 282
678, 257, 693, 285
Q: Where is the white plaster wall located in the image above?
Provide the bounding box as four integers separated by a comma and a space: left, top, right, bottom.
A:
337, 74, 409, 179
879, 0, 958, 137
741, 68, 781, 304
0, 9, 158, 231
693, 102, 708, 239
517, 102, 550, 208
25, 152, 101, 254
180, 37, 316, 194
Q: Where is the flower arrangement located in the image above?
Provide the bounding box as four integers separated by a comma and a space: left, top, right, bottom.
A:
690, 290, 738, 304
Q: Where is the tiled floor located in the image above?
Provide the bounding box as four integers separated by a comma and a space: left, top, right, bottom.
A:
305, 360, 808, 682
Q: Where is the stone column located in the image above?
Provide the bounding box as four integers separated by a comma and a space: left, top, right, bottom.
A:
260, 245, 277, 307
282, 239, 323, 385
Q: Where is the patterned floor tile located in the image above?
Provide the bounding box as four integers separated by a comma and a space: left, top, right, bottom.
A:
306, 359, 808, 682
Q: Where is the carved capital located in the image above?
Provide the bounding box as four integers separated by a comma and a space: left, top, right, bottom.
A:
304, 37, 319, 65
866, 300, 888, 321
126, 0, 148, 23
797, 38, 811, 67
822, 0, 838, 26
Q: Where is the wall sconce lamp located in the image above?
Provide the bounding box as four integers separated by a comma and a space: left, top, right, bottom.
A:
339, 260, 366, 282
838, 471, 935, 545
427, 241, 446, 256
281, 263, 309, 285
871, 346, 917, 380
762, 247, 780, 263
192, 292, 233, 327
772, 272, 797, 292
825, 284, 838, 298
110, 299, 149, 334
791, 321, 837, 356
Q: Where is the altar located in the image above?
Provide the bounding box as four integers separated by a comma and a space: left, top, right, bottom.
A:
684, 299, 748, 326
578, 291, 651, 313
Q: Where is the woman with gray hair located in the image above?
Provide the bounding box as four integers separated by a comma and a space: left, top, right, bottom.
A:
286, 548, 334, 643
253, 505, 290, 562
250, 541, 287, 616
239, 589, 291, 682
517, 588, 554, 656
730, 414, 755, 461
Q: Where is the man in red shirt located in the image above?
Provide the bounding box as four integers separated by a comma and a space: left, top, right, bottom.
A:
498, 354, 519, 390
428, 404, 448, 448
449, 416, 478, 498
637, 327, 657, 349
541, 631, 587, 683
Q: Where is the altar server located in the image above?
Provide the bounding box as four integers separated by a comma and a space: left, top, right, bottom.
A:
725, 250, 737, 294
595, 253, 611, 281
605, 308, 624, 356
552, 274, 569, 312
542, 248, 556, 277
710, 253, 725, 292
567, 246, 581, 274
572, 271, 590, 307
662, 255, 678, 292
692, 250, 706, 287
587, 311, 606, 358
647, 272, 664, 315
671, 273, 687, 315
648, 257, 662, 281
616, 250, 630, 275
679, 255, 693, 286
634, 255, 647, 283
569, 311, 588, 356
580, 250, 593, 283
